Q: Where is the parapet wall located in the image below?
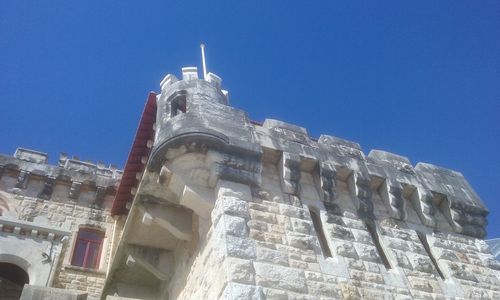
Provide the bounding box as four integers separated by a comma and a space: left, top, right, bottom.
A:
0, 148, 121, 209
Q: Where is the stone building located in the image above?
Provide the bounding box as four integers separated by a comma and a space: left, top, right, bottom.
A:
1, 66, 499, 299
0, 149, 121, 299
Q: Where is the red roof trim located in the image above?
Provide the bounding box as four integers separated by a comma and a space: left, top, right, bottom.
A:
111, 92, 157, 215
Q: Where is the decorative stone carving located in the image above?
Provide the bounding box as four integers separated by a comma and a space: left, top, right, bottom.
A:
38, 176, 56, 200
15, 170, 29, 189
416, 163, 488, 238
379, 179, 405, 220
315, 161, 336, 203
349, 172, 374, 219
409, 186, 436, 228
69, 181, 82, 199
92, 186, 107, 208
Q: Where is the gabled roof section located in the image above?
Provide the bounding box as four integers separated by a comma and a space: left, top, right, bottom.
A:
111, 92, 157, 215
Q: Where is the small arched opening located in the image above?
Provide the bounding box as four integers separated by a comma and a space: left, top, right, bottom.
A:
0, 262, 29, 299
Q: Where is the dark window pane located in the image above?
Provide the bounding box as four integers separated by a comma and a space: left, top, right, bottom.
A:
86, 243, 101, 269
71, 241, 87, 266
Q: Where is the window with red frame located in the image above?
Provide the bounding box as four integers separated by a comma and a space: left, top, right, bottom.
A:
71, 228, 104, 269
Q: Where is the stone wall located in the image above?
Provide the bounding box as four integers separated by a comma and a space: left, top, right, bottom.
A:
174, 166, 500, 299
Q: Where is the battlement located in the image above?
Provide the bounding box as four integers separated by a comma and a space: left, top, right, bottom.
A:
0, 148, 121, 208
118, 67, 489, 239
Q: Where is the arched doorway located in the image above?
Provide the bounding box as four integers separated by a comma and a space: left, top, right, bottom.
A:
0, 262, 29, 300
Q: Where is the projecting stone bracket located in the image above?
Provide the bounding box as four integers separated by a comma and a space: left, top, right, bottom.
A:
314, 161, 336, 203
16, 170, 29, 189
92, 186, 107, 208
138, 203, 193, 241
379, 180, 406, 221
348, 172, 374, 219
208, 151, 262, 188
126, 245, 173, 281
38, 176, 56, 200
414, 163, 488, 238
409, 186, 436, 228
279, 152, 301, 196
438, 195, 487, 238
69, 181, 82, 199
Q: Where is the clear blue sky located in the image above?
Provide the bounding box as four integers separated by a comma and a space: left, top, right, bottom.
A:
1, 2, 499, 237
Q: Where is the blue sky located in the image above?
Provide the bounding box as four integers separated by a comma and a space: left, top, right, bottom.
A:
1, 1, 499, 237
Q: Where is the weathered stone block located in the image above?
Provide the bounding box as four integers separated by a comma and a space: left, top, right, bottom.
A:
307, 280, 341, 298
250, 209, 277, 224
262, 287, 287, 300
213, 196, 250, 221
226, 235, 257, 259
287, 232, 317, 251
221, 214, 248, 237
339, 282, 362, 300
290, 217, 313, 235
335, 241, 359, 259
220, 282, 264, 300
353, 243, 381, 263
257, 246, 289, 266
278, 204, 308, 219
328, 223, 355, 241
254, 262, 307, 293
225, 257, 256, 284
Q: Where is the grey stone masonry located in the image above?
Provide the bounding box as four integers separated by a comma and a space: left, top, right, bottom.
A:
102, 67, 498, 299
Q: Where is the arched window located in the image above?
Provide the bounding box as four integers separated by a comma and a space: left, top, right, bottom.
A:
71, 228, 104, 269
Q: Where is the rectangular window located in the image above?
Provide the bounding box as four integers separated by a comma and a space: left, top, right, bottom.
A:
71, 228, 104, 269
309, 207, 332, 258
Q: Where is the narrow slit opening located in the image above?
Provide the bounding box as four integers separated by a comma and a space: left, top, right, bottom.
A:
417, 231, 446, 279
365, 220, 392, 269
309, 207, 332, 258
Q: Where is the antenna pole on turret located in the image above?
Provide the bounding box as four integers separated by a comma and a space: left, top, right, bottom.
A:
200, 43, 207, 80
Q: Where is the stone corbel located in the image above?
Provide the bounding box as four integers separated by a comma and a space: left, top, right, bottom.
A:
68, 181, 82, 199
92, 186, 107, 208
379, 180, 406, 220
445, 198, 487, 238
15, 170, 29, 189
158, 165, 173, 185
126, 245, 174, 281
409, 186, 436, 228
348, 172, 374, 219
138, 203, 193, 241
315, 162, 336, 203
208, 151, 262, 189
38, 176, 56, 200
279, 152, 301, 196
